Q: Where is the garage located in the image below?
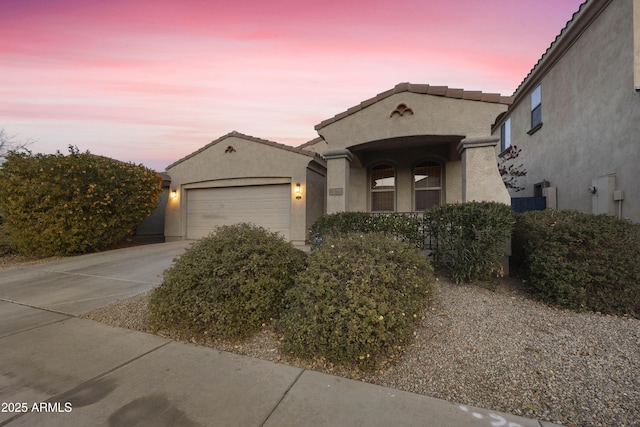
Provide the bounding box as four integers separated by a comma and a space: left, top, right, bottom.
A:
186, 184, 291, 240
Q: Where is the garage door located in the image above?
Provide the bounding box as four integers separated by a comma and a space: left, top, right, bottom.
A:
186, 185, 291, 240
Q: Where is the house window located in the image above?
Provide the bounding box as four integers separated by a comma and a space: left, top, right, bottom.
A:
371, 164, 395, 212
530, 84, 542, 130
500, 118, 511, 152
414, 161, 441, 211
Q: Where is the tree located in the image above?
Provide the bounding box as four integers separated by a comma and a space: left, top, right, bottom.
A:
498, 145, 527, 192
0, 146, 162, 256
0, 128, 35, 161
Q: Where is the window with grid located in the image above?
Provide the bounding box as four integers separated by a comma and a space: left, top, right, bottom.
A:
370, 164, 395, 212
531, 84, 542, 129
414, 161, 441, 211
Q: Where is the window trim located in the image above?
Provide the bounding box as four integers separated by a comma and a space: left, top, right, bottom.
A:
370, 163, 396, 212
500, 118, 511, 152
529, 84, 543, 133
413, 160, 442, 212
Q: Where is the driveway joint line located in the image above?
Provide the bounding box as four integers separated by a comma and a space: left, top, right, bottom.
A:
0, 315, 71, 339
13, 266, 160, 285
259, 368, 306, 427
0, 297, 75, 317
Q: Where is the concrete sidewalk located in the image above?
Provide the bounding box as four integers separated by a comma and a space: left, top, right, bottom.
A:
0, 242, 564, 427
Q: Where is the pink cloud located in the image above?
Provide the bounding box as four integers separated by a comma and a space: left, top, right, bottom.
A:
1, 0, 585, 170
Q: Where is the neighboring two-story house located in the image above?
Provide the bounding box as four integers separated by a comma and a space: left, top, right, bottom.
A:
492, 0, 640, 222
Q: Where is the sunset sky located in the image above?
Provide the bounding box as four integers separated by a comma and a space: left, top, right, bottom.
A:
2, 0, 584, 171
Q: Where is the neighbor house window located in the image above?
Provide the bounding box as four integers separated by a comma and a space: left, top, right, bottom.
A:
414, 161, 441, 211
371, 164, 395, 212
500, 118, 511, 152
530, 84, 542, 130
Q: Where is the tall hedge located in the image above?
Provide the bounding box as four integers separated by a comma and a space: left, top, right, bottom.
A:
0, 147, 161, 256
428, 202, 514, 283
513, 210, 640, 317
309, 211, 426, 248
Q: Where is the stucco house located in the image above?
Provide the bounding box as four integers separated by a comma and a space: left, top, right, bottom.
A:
492, 0, 640, 223
164, 132, 326, 245
164, 83, 512, 245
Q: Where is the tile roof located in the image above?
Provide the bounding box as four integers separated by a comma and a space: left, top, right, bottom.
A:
511, 0, 601, 99
315, 82, 513, 130
166, 131, 325, 170
296, 136, 325, 149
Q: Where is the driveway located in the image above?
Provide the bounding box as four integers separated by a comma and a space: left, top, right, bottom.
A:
0, 240, 192, 316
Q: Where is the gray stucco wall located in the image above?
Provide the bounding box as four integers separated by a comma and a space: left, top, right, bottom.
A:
495, 0, 640, 222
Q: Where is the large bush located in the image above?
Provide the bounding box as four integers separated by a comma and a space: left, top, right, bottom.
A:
0, 224, 15, 256
310, 211, 426, 248
513, 210, 640, 317
428, 202, 514, 283
148, 223, 307, 341
279, 233, 433, 370
0, 147, 161, 256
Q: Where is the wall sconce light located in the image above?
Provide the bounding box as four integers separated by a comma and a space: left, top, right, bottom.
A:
295, 183, 302, 200
171, 189, 178, 199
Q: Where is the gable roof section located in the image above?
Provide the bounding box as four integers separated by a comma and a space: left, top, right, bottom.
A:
296, 136, 325, 150
511, 0, 609, 102
315, 82, 513, 131
167, 131, 325, 170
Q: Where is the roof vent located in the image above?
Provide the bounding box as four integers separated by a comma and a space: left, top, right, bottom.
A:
390, 103, 414, 117
225, 146, 236, 153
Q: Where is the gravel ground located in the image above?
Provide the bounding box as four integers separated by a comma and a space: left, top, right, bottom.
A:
83, 277, 640, 427
0, 254, 62, 270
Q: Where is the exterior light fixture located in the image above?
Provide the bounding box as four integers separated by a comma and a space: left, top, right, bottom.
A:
295, 183, 302, 199
171, 189, 178, 199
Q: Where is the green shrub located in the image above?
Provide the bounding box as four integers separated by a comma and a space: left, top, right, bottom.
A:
428, 202, 514, 283
148, 223, 307, 341
513, 210, 640, 317
0, 224, 15, 256
0, 147, 161, 256
310, 211, 426, 248
279, 233, 433, 370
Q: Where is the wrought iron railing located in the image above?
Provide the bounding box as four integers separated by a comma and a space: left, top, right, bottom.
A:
367, 211, 435, 252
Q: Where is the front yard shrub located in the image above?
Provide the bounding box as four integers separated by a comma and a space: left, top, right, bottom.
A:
428, 202, 514, 283
279, 233, 433, 370
0, 147, 161, 256
513, 210, 640, 317
148, 223, 307, 341
310, 211, 426, 248
0, 224, 15, 256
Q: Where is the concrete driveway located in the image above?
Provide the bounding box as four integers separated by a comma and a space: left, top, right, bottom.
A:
0, 242, 561, 427
0, 240, 192, 316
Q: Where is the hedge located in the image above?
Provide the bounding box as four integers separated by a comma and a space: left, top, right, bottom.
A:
0, 147, 161, 256
513, 210, 640, 317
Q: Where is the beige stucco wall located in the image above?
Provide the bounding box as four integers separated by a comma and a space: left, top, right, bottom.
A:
305, 163, 327, 234
318, 92, 507, 150
458, 138, 511, 205
495, 0, 640, 222
165, 135, 325, 244
319, 91, 508, 212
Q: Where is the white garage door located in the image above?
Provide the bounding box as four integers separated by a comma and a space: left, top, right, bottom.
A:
186, 185, 291, 240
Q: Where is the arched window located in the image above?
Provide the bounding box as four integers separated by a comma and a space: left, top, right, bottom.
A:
370, 164, 395, 212
414, 161, 441, 211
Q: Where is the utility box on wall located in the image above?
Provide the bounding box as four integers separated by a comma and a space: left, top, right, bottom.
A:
591, 174, 616, 216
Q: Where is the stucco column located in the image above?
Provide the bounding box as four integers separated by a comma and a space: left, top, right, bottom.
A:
323, 149, 353, 214
457, 137, 511, 205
